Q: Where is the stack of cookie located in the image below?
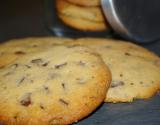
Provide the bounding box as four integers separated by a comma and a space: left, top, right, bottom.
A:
0, 37, 160, 125
56, 0, 109, 31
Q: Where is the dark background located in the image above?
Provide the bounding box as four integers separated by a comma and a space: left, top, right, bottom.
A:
0, 0, 49, 42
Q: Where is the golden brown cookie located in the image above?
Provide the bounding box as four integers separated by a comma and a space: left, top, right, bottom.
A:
66, 38, 160, 103
0, 37, 72, 68
56, 0, 107, 31
0, 38, 111, 125
66, 0, 100, 6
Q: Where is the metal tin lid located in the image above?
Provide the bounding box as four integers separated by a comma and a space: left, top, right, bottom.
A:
101, 0, 160, 43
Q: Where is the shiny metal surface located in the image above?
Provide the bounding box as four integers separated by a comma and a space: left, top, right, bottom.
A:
101, 0, 160, 43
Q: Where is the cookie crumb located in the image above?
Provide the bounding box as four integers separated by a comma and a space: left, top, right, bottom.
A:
40, 104, 45, 110
25, 65, 31, 69
42, 62, 50, 67
43, 86, 50, 94
140, 81, 143, 84
120, 74, 123, 77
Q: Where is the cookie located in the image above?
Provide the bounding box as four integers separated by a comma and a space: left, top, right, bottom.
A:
0, 37, 72, 69
66, 0, 100, 6
0, 39, 111, 125
66, 38, 160, 103
56, 0, 107, 31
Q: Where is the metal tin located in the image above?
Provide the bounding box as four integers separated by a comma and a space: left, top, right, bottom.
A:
101, 0, 160, 43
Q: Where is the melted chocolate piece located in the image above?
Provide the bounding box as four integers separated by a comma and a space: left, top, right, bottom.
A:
59, 99, 69, 105
54, 62, 67, 69
110, 81, 125, 88
20, 93, 32, 107
124, 52, 131, 56
31, 58, 43, 64
42, 61, 50, 67
14, 51, 26, 55
61, 83, 65, 89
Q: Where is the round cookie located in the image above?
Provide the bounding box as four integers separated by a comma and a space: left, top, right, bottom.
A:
0, 41, 111, 125
66, 38, 160, 103
66, 0, 100, 6
56, 0, 107, 31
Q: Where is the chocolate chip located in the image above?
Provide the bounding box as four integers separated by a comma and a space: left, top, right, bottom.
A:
42, 61, 50, 67
31, 58, 43, 64
2, 86, 7, 90
14, 51, 26, 55
110, 81, 125, 88
91, 76, 95, 79
43, 86, 50, 93
17, 77, 25, 85
120, 74, 123, 77
30, 79, 34, 83
20, 93, 32, 107
40, 104, 45, 110
140, 81, 143, 84
61, 83, 65, 89
77, 61, 86, 66
13, 115, 18, 119
125, 52, 131, 56
54, 62, 67, 69
25, 65, 31, 69
59, 99, 69, 106
130, 83, 134, 85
